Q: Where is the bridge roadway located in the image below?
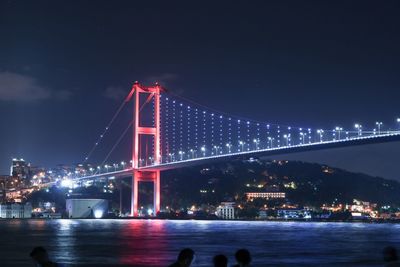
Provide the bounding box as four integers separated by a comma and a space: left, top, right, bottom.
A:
73, 132, 400, 181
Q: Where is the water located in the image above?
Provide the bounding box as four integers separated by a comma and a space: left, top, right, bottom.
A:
1, 219, 399, 266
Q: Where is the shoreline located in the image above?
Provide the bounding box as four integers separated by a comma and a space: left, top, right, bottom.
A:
1, 217, 400, 224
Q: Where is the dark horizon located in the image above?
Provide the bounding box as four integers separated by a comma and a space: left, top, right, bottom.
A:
1, 1, 400, 181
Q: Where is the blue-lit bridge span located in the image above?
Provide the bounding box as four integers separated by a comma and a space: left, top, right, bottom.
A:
68, 82, 400, 216
74, 131, 400, 181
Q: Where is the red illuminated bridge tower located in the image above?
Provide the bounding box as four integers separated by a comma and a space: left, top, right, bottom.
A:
126, 82, 162, 217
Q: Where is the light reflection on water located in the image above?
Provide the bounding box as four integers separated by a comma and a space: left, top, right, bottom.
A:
0, 219, 399, 266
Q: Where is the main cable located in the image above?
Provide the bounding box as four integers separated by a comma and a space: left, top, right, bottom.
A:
83, 97, 128, 163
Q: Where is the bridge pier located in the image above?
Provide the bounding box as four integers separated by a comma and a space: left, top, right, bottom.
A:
131, 170, 160, 217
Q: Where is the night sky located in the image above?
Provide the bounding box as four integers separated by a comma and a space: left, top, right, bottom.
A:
1, 1, 400, 180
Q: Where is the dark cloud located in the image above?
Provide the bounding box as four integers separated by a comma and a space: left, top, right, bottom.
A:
0, 72, 72, 102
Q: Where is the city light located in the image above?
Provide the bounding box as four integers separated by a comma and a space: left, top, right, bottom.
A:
94, 210, 103, 219
61, 179, 73, 188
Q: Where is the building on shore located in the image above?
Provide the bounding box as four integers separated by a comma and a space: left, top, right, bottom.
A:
277, 208, 312, 219
0, 202, 32, 218
216, 202, 235, 219
66, 199, 108, 219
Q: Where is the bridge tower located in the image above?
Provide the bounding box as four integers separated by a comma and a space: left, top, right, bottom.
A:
126, 82, 162, 217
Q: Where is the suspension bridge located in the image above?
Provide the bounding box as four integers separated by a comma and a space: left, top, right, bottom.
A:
68, 82, 400, 217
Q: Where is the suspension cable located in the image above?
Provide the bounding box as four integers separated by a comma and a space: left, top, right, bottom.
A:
166, 91, 311, 130
83, 97, 128, 163
95, 121, 134, 173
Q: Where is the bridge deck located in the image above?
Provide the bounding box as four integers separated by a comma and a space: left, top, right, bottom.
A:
74, 132, 400, 180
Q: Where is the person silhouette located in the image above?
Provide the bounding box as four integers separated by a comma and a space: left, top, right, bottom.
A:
383, 246, 400, 266
169, 248, 195, 267
30, 246, 61, 267
233, 249, 252, 267
213, 254, 228, 267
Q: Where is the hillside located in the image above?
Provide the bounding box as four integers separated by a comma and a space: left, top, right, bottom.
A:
161, 158, 400, 208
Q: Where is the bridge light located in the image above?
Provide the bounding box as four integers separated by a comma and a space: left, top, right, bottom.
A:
201, 146, 206, 156
335, 127, 343, 140
283, 134, 289, 147
354, 124, 362, 136
375, 122, 383, 135
317, 129, 324, 142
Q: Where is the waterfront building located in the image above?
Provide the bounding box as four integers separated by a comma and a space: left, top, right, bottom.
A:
346, 199, 377, 217
259, 209, 268, 219
66, 199, 108, 218
277, 208, 312, 219
216, 202, 235, 219
0, 202, 32, 218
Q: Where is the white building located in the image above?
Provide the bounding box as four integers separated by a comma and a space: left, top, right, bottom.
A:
0, 202, 32, 218
245, 192, 286, 200
66, 199, 108, 218
216, 202, 235, 219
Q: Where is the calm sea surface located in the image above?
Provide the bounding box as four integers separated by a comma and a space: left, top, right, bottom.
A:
1, 219, 399, 266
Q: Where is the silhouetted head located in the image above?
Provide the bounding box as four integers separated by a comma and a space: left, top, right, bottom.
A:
177, 248, 195, 267
384, 246, 398, 262
30, 247, 49, 265
235, 249, 252, 266
213, 254, 228, 267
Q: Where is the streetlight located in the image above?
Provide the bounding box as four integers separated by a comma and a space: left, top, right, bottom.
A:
317, 129, 324, 142
253, 139, 259, 150
190, 149, 195, 158
226, 143, 232, 153
89, 167, 94, 175
376, 122, 383, 135
397, 118, 400, 131
268, 137, 274, 148
335, 127, 343, 140
239, 141, 245, 152
354, 124, 362, 137
283, 134, 289, 147
299, 132, 305, 144
105, 165, 110, 172
201, 146, 206, 157
121, 161, 126, 169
